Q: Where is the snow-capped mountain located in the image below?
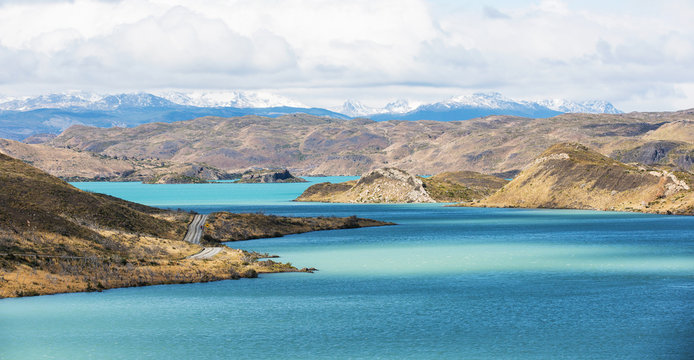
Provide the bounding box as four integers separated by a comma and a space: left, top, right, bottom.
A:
536, 99, 622, 114
340, 99, 418, 117
360, 92, 622, 121
340, 100, 377, 117
0, 91, 345, 140
0, 92, 177, 111
0, 91, 307, 111
154, 90, 307, 108
0, 92, 104, 111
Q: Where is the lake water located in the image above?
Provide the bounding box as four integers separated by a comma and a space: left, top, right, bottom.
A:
1, 178, 693, 359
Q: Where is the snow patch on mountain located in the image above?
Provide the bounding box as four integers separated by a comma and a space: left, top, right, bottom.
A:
154, 90, 307, 108
343, 92, 621, 118
0, 91, 307, 111
536, 99, 622, 114
340, 99, 419, 117
0, 92, 104, 111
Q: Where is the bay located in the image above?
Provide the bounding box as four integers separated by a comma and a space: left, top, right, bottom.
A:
1, 178, 693, 359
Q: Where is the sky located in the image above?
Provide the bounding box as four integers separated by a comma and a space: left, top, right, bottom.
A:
0, 0, 692, 111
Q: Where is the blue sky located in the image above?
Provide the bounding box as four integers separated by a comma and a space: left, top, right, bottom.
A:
0, 0, 691, 111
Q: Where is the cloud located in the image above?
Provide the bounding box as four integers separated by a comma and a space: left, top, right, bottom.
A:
0, 0, 691, 111
483, 6, 510, 19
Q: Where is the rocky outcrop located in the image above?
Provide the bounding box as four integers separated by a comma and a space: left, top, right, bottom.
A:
143, 164, 239, 184
236, 169, 306, 183
611, 140, 694, 172
479, 143, 694, 214
296, 167, 434, 203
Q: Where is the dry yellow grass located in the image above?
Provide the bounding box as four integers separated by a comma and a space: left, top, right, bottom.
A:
477, 143, 694, 214
0, 230, 300, 298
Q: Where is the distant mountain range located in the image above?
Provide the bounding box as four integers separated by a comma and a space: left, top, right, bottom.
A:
0, 91, 347, 140
0, 91, 307, 111
0, 91, 622, 140
340, 92, 622, 119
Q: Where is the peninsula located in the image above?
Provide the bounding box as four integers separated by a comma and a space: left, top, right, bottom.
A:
0, 153, 391, 298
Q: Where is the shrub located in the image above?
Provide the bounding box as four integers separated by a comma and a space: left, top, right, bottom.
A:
243, 269, 258, 278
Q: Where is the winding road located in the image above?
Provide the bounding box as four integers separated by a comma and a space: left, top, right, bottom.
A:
187, 247, 223, 260
183, 214, 223, 259
183, 214, 208, 244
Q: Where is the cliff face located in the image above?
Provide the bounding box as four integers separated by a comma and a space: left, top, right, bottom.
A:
480, 143, 694, 214
297, 168, 434, 203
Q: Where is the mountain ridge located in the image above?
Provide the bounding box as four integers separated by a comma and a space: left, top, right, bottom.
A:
39, 110, 694, 177
341, 92, 622, 119
0, 91, 622, 140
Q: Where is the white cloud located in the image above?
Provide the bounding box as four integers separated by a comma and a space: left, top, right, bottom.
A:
0, 0, 691, 111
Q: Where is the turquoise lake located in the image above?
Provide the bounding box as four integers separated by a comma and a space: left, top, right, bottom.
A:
1, 177, 693, 359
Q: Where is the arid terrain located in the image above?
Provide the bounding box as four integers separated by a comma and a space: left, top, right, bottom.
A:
477, 143, 694, 215
19, 109, 690, 177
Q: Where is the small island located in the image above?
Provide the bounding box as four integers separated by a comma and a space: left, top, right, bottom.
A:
142, 164, 240, 184
295, 167, 507, 203
236, 168, 307, 183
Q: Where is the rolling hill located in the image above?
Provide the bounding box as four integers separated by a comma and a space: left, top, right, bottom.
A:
39, 109, 694, 177
479, 143, 694, 214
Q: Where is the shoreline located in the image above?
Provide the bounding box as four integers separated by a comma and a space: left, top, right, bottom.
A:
1, 213, 390, 299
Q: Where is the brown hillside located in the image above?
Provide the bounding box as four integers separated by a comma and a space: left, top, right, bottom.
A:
43, 110, 694, 176
480, 143, 694, 214
0, 153, 393, 297
0, 138, 238, 183
0, 152, 178, 239
0, 154, 286, 297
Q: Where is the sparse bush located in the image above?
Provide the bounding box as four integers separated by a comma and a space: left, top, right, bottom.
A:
243, 269, 258, 278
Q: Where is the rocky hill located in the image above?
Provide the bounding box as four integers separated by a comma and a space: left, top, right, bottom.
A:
295, 168, 506, 203
0, 138, 238, 182
142, 164, 239, 184
297, 168, 434, 203
479, 143, 694, 214
40, 110, 694, 177
0, 138, 137, 180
